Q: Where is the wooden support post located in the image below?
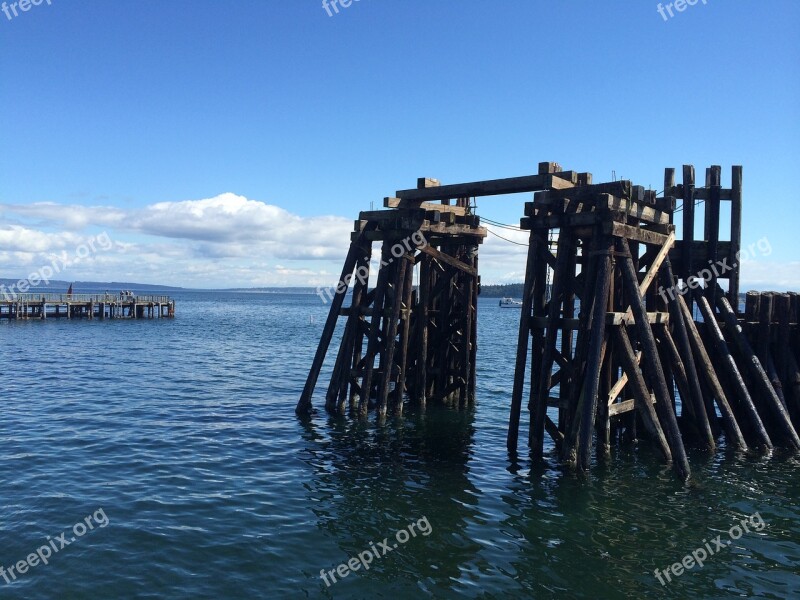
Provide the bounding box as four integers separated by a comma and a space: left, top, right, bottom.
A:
677, 294, 748, 449
460, 251, 476, 407
378, 257, 408, 418
728, 166, 743, 307
712, 291, 800, 449
358, 244, 393, 416
508, 232, 544, 452
681, 165, 696, 312
532, 232, 574, 457
415, 254, 431, 408
394, 254, 416, 415
469, 251, 479, 405
296, 243, 360, 415
615, 327, 672, 461
527, 239, 550, 450
618, 238, 690, 480
757, 292, 773, 367
347, 247, 373, 412
694, 293, 773, 449
577, 236, 613, 472
664, 168, 676, 226
661, 258, 716, 448
559, 240, 577, 433
562, 240, 602, 464
705, 166, 722, 306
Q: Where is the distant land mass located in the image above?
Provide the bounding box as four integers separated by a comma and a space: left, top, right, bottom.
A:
479, 283, 525, 298
0, 279, 185, 293
219, 287, 324, 294
1, 278, 532, 297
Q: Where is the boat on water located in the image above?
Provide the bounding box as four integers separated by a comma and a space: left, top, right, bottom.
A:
499, 297, 523, 308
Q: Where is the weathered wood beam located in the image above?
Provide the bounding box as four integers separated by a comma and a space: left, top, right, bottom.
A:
614, 327, 672, 461
692, 293, 772, 449
618, 238, 690, 480
384, 197, 467, 216
396, 172, 577, 202
712, 290, 800, 449
417, 244, 478, 277
297, 243, 360, 415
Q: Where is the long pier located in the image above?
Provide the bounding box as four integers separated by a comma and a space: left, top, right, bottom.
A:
0, 293, 175, 320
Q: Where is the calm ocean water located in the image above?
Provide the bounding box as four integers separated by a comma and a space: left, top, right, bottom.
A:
1, 292, 798, 599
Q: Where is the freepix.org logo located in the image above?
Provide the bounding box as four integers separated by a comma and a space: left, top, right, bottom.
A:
657, 0, 707, 22
2, 0, 53, 23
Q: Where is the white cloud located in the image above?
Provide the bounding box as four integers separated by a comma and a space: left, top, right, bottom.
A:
0, 193, 353, 287
2, 194, 798, 290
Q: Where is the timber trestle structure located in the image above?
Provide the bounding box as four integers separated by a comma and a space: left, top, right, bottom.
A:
298, 162, 800, 480
296, 179, 486, 419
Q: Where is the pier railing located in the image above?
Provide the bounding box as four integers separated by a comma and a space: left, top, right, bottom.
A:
1, 293, 174, 304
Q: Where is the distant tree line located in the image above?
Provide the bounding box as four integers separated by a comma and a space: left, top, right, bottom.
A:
479, 283, 525, 298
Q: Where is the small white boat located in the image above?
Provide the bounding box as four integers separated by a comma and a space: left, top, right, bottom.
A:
499, 297, 523, 308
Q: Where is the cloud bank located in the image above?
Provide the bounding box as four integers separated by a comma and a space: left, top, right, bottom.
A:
1, 193, 797, 290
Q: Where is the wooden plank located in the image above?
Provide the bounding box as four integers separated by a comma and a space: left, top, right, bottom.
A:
539, 180, 633, 201
612, 327, 672, 461
359, 208, 426, 222
531, 316, 580, 330
598, 194, 671, 225
384, 197, 467, 216
607, 351, 641, 405
418, 222, 488, 238
684, 187, 733, 201
670, 241, 733, 265
395, 172, 577, 202
609, 312, 669, 326
417, 177, 440, 189
417, 244, 478, 277
607, 221, 671, 246
614, 231, 675, 325
522, 212, 602, 230
639, 231, 676, 295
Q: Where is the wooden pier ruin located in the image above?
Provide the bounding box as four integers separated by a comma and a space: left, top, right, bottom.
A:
297, 182, 486, 418
298, 162, 800, 479
0, 292, 176, 320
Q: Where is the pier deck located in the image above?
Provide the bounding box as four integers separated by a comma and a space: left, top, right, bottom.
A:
0, 293, 175, 320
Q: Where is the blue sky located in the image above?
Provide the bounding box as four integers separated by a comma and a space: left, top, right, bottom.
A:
1, 0, 798, 289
